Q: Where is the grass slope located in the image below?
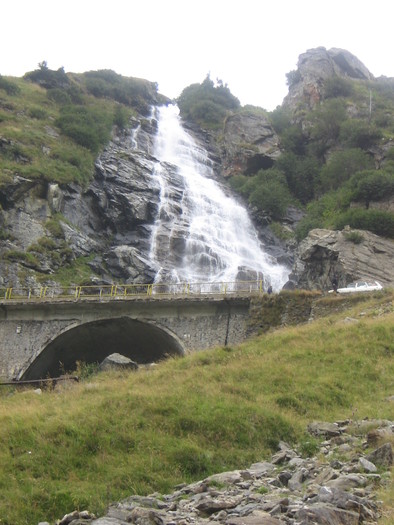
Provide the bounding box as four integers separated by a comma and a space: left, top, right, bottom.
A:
0, 291, 393, 524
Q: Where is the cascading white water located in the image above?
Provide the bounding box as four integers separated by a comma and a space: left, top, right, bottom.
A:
150, 105, 289, 291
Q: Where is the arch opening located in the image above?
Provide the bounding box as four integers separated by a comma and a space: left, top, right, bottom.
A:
21, 317, 185, 380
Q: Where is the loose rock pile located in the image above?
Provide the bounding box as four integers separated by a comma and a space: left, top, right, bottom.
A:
44, 419, 393, 525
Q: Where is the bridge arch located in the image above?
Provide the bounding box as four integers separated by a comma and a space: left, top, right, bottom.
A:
21, 316, 185, 380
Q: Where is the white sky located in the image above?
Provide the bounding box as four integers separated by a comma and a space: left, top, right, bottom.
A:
1, 0, 393, 111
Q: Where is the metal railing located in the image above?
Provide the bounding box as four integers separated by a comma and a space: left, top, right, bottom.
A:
0, 280, 265, 303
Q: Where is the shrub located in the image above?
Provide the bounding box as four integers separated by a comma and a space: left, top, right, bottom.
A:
339, 119, 382, 149
0, 75, 20, 95
276, 153, 320, 203
47, 88, 72, 105
333, 208, 394, 238
324, 76, 354, 99
295, 215, 322, 241
178, 75, 240, 128
83, 69, 157, 114
280, 125, 306, 155
249, 181, 291, 220
230, 168, 292, 220
319, 148, 374, 192
24, 63, 70, 90
113, 104, 130, 130
28, 107, 47, 119
56, 105, 113, 153
269, 107, 292, 134
349, 169, 394, 206
286, 69, 302, 87
344, 231, 364, 244
310, 99, 347, 153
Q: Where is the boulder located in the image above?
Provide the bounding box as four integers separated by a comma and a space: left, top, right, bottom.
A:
366, 442, 393, 467
99, 353, 138, 372
293, 227, 394, 291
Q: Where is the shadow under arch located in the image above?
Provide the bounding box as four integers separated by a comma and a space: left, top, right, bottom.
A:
21, 317, 185, 380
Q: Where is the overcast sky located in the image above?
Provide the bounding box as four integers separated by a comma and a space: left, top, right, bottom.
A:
2, 0, 393, 110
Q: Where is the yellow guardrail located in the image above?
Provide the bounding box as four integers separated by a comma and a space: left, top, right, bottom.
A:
0, 280, 266, 302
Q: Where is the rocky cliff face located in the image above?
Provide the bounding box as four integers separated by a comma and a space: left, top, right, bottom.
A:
283, 47, 374, 110
0, 119, 160, 289
221, 111, 281, 178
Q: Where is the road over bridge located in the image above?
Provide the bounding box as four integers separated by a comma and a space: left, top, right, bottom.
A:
0, 285, 256, 381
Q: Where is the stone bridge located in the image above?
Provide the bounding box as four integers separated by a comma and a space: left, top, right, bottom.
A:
0, 295, 252, 381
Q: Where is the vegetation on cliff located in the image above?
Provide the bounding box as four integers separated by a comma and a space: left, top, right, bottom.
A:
232, 78, 394, 238
0, 64, 161, 187
0, 291, 393, 524
178, 74, 240, 129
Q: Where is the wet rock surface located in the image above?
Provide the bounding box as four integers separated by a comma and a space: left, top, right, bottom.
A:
49, 419, 393, 525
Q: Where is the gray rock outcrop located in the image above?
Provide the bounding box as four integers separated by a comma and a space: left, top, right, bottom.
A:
292, 227, 394, 291
221, 111, 281, 178
283, 47, 374, 110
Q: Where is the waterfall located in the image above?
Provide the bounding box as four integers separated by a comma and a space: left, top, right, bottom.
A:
149, 105, 289, 292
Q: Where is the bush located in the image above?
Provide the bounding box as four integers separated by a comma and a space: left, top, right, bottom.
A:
280, 125, 306, 155
344, 231, 364, 244
249, 181, 291, 220
83, 69, 157, 114
113, 104, 130, 130
310, 99, 347, 153
28, 107, 47, 119
339, 119, 382, 149
349, 169, 394, 206
56, 105, 113, 153
324, 76, 354, 99
333, 208, 394, 238
0, 75, 20, 95
286, 69, 302, 87
230, 168, 292, 220
319, 148, 374, 192
178, 75, 240, 128
269, 107, 292, 134
24, 63, 70, 90
47, 88, 72, 105
276, 153, 320, 203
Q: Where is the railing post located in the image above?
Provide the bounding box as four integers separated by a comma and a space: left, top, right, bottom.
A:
5, 288, 12, 300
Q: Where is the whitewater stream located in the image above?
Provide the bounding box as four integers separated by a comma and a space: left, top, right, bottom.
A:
147, 105, 289, 291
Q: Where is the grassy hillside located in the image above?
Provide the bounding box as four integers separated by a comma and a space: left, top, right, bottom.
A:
0, 67, 161, 188
0, 290, 393, 524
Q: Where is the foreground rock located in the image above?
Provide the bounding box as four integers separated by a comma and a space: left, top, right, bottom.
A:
99, 353, 138, 372
50, 418, 393, 525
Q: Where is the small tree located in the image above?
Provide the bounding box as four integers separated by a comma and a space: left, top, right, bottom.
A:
319, 148, 373, 192
350, 170, 394, 207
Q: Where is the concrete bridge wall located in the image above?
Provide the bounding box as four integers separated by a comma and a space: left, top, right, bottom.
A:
0, 296, 251, 380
